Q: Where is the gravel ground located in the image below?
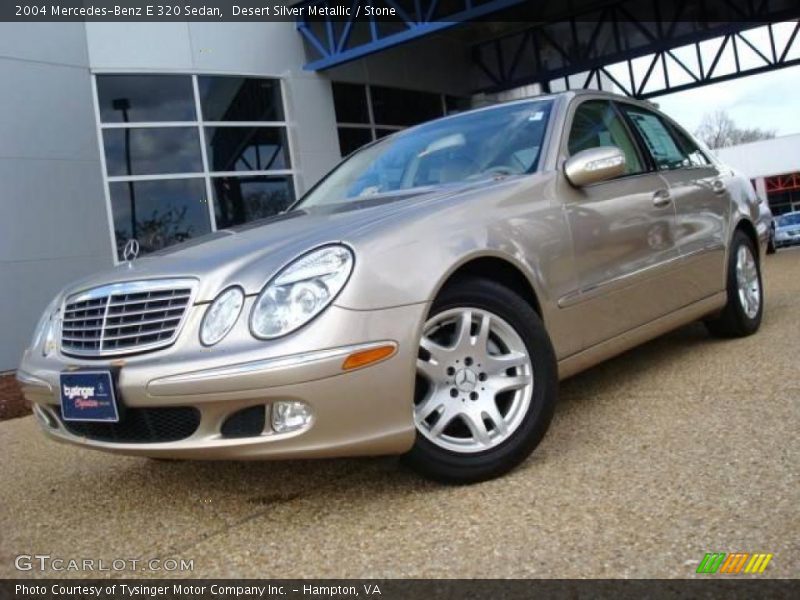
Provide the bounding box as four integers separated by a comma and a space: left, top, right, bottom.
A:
1, 249, 798, 579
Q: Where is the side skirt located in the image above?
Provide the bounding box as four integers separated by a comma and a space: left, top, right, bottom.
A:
556, 292, 727, 380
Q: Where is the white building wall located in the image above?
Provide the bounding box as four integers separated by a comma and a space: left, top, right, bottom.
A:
0, 23, 113, 371
714, 133, 800, 179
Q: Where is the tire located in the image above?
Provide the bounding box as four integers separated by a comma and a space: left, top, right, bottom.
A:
767, 235, 776, 255
402, 278, 558, 484
705, 230, 763, 338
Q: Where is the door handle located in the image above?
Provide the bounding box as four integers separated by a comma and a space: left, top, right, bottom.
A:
711, 179, 727, 195
652, 189, 672, 208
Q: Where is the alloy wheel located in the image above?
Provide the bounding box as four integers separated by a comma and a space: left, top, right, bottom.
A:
414, 308, 534, 454
736, 245, 760, 319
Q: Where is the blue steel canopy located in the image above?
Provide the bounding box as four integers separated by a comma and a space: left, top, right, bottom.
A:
295, 0, 800, 99
295, 0, 527, 71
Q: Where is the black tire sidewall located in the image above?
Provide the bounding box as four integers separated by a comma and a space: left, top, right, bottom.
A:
403, 278, 558, 484
727, 231, 763, 334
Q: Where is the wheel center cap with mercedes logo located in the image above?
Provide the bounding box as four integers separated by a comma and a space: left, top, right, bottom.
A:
454, 368, 478, 393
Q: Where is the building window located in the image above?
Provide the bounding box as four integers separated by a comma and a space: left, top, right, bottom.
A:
331, 82, 469, 157
95, 74, 295, 261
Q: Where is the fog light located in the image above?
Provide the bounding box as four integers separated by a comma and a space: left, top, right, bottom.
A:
271, 401, 312, 433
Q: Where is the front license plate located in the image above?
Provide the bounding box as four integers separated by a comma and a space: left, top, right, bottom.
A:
59, 371, 119, 422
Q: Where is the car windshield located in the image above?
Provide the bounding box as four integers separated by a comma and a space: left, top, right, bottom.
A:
297, 99, 554, 207
778, 213, 800, 226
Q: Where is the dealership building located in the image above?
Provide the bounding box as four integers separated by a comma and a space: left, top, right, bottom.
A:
1, 8, 799, 374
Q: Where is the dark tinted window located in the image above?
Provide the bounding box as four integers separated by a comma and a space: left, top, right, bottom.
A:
198, 76, 284, 122
370, 86, 442, 126
332, 82, 369, 123
375, 128, 398, 139
204, 127, 290, 172
110, 178, 211, 259
103, 127, 203, 176
621, 106, 689, 170
337, 127, 373, 157
445, 95, 472, 115
568, 101, 643, 175
212, 176, 295, 228
96, 75, 196, 123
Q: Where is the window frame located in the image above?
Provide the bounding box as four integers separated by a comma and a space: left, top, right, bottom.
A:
561, 97, 650, 182
332, 82, 465, 158
91, 72, 298, 263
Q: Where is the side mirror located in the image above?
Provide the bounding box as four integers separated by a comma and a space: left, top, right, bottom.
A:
564, 146, 626, 187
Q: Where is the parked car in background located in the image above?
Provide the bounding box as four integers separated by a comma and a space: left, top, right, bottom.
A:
772, 211, 800, 249
18, 91, 769, 483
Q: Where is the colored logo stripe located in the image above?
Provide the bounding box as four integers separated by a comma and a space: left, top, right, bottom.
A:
745, 553, 774, 573
719, 553, 749, 573
697, 552, 774, 574
697, 553, 726, 574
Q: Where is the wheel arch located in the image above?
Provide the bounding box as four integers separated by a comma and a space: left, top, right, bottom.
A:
733, 217, 760, 259
431, 253, 544, 319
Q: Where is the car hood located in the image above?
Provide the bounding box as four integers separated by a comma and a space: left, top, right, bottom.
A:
61, 179, 520, 302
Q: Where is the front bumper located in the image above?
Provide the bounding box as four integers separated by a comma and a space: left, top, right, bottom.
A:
18, 301, 427, 459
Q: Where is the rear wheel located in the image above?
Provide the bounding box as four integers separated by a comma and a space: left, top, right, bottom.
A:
705, 230, 763, 338
402, 278, 557, 484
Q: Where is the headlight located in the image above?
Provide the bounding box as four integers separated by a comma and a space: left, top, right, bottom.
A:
30, 296, 61, 356
43, 315, 60, 357
200, 287, 244, 346
250, 245, 354, 339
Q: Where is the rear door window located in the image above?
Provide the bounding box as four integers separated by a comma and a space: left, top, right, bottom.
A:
620, 105, 690, 171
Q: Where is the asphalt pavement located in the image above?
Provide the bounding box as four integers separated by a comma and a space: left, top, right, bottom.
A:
1, 248, 798, 579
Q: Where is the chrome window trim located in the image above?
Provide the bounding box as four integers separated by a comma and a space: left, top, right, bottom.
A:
60, 278, 198, 358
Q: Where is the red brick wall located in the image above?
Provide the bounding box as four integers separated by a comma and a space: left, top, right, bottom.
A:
0, 373, 30, 420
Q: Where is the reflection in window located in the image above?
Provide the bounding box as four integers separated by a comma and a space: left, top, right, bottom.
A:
198, 76, 284, 122
97, 74, 294, 259
97, 75, 195, 123
103, 127, 203, 176
332, 82, 469, 157
370, 86, 442, 126
332, 82, 370, 123
109, 178, 211, 259
212, 176, 295, 229
337, 127, 373, 157
204, 127, 290, 172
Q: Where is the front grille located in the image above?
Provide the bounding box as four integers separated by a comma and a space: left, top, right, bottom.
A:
59, 406, 200, 443
60, 279, 195, 357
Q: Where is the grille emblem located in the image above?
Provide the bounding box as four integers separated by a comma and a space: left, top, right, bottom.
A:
123, 239, 140, 264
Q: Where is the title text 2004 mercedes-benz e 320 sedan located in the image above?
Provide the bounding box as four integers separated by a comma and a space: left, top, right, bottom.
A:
19, 91, 770, 483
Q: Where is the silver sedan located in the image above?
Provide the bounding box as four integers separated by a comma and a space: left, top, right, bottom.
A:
18, 91, 769, 482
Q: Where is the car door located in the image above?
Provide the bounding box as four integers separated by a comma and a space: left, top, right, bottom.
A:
619, 103, 730, 304
557, 98, 682, 349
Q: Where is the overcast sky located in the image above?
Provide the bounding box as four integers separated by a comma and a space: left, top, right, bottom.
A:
655, 64, 800, 137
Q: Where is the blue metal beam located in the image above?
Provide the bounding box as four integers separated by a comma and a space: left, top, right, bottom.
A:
296, 0, 527, 71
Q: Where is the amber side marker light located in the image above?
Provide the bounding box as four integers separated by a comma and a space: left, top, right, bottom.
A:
342, 344, 397, 370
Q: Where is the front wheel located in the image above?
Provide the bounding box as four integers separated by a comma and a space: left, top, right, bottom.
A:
402, 278, 558, 484
705, 230, 763, 338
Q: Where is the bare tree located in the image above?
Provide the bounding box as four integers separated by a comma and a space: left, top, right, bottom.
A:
695, 110, 776, 149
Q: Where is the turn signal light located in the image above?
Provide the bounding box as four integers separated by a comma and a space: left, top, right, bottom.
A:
342, 344, 396, 371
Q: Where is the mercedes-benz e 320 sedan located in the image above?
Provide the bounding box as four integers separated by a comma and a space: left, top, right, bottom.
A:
18, 91, 770, 483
